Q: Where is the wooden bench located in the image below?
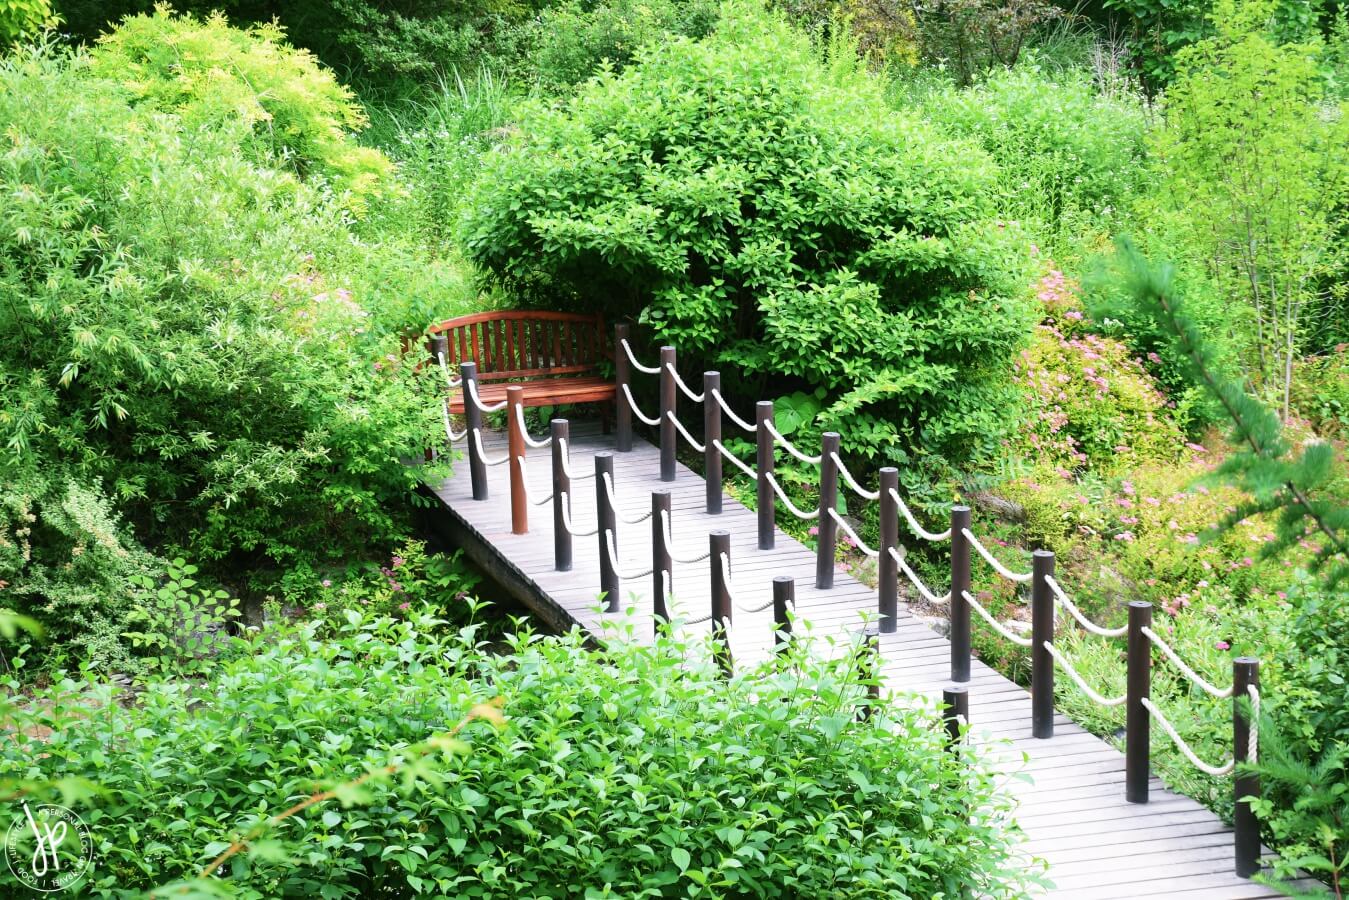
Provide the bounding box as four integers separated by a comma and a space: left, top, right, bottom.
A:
429, 311, 614, 421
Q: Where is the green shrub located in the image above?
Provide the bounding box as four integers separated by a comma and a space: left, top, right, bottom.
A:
2, 612, 1032, 897
0, 44, 440, 632
920, 63, 1149, 253
0, 0, 54, 44
1292, 345, 1349, 440
88, 8, 394, 210
464, 1, 1034, 472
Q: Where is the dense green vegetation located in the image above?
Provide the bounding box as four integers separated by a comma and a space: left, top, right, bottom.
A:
3, 0, 1349, 894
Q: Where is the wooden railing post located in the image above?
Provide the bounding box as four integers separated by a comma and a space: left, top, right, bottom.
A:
595, 453, 619, 612
949, 505, 972, 683
859, 625, 881, 722
756, 401, 775, 550
710, 531, 732, 676
815, 432, 841, 589
943, 685, 969, 748
426, 335, 450, 462
550, 419, 571, 571
1234, 658, 1261, 878
652, 490, 672, 631
1031, 549, 1056, 738
878, 467, 899, 633
704, 371, 722, 514
615, 324, 632, 452
460, 361, 487, 501
1126, 600, 1153, 803
507, 386, 527, 534
772, 576, 794, 652
659, 346, 676, 482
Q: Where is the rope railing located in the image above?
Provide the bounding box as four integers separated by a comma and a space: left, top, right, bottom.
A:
720, 551, 774, 614
963, 528, 1033, 583
888, 547, 949, 605
1141, 686, 1259, 776
960, 590, 1033, 647
667, 411, 706, 453
621, 383, 662, 427
711, 439, 758, 480
762, 471, 820, 519
1042, 641, 1126, 707
1045, 575, 1128, 638
557, 491, 598, 537
710, 388, 757, 433
828, 508, 879, 558
832, 452, 880, 501
619, 338, 661, 375
515, 456, 555, 507
665, 362, 704, 402
471, 429, 511, 467
659, 510, 713, 564
601, 472, 654, 525
603, 528, 655, 580
465, 378, 507, 414
439, 402, 467, 443
511, 404, 553, 449
764, 421, 822, 464
1141, 626, 1233, 698
888, 489, 951, 542
435, 350, 463, 389
557, 439, 597, 481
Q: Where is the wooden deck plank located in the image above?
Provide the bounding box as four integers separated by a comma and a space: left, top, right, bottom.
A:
425, 425, 1282, 897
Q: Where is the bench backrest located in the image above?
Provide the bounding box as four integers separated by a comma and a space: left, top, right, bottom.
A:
428, 311, 608, 382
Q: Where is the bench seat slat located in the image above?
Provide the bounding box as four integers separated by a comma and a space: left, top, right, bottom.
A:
446, 376, 616, 413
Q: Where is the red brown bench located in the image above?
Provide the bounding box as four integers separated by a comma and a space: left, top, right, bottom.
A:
429, 311, 614, 421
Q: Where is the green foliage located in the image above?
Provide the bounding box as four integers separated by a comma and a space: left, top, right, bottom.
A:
0, 0, 54, 44
772, 0, 919, 68
123, 559, 239, 677
920, 63, 1149, 252
88, 7, 394, 210
1292, 346, 1349, 440
464, 2, 1034, 472
913, 0, 1061, 85
3, 612, 1032, 897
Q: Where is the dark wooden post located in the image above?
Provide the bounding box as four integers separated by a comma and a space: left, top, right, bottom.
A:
859, 625, 881, 722
943, 685, 969, 748
949, 505, 972, 683
1031, 549, 1056, 739
652, 490, 672, 631
507, 386, 527, 535
756, 401, 775, 549
595, 453, 619, 612
659, 346, 676, 482
427, 335, 450, 462
1126, 600, 1153, 803
460, 361, 487, 501
551, 419, 571, 571
815, 432, 841, 589
615, 324, 632, 452
710, 531, 732, 676
1234, 658, 1261, 878
704, 372, 722, 514
772, 576, 794, 652
878, 467, 899, 633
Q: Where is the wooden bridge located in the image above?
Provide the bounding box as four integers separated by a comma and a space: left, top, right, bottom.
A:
421, 324, 1287, 899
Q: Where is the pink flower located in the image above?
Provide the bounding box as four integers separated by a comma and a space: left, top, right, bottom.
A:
1186, 442, 1207, 454
314, 603, 327, 611
391, 556, 404, 568
1065, 310, 1083, 321
1121, 480, 1135, 496
1117, 498, 1133, 508
398, 602, 410, 611
808, 526, 819, 536
1144, 497, 1160, 506
1114, 531, 1136, 542
321, 579, 332, 588
1147, 352, 1162, 364
1215, 640, 1230, 651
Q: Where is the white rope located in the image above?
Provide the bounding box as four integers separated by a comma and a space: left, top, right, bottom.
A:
667, 411, 705, 453
1043, 641, 1127, 707
465, 379, 507, 413
440, 401, 467, 443
960, 591, 1033, 647
557, 491, 598, 537
762, 472, 820, 520
1044, 575, 1128, 638
515, 456, 555, 506
556, 439, 597, 482
660, 510, 712, 564
832, 452, 880, 501
471, 429, 511, 467
665, 363, 704, 402
435, 350, 463, 389
662, 568, 712, 625
620, 338, 661, 375
889, 547, 950, 605
601, 473, 653, 524
1141, 626, 1233, 698
511, 404, 553, 449
1247, 685, 1260, 765
604, 529, 654, 580
764, 421, 821, 465
828, 508, 879, 558
963, 529, 1033, 583
888, 489, 951, 542
1141, 698, 1236, 776
621, 383, 662, 426
710, 389, 757, 433
711, 440, 758, 480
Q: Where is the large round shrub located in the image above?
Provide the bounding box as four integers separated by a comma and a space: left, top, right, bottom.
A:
462, 2, 1033, 469
3, 613, 1029, 896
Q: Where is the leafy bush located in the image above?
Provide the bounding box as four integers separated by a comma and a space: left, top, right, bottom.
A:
464, 2, 1034, 472
3, 612, 1031, 897
773, 0, 919, 68
88, 8, 393, 210
0, 0, 54, 44
0, 44, 440, 635
913, 0, 1060, 85
921, 63, 1149, 251
1292, 345, 1349, 441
